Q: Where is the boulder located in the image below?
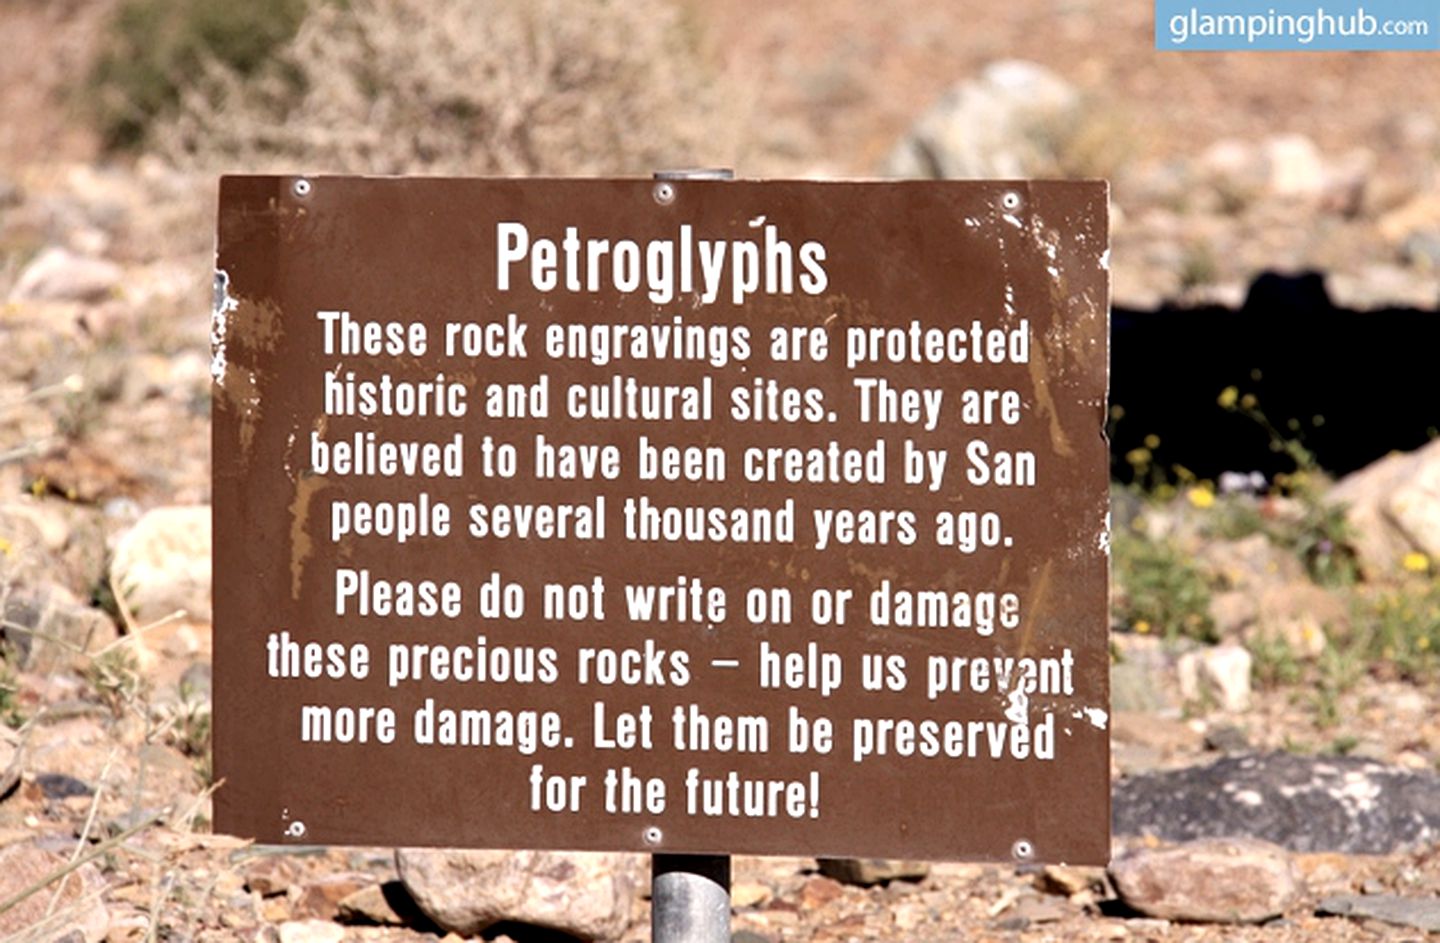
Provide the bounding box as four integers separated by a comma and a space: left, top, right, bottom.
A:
1114, 753, 1440, 853
396, 848, 640, 940
883, 61, 1079, 179
1328, 440, 1440, 577
817, 858, 929, 886
8, 248, 121, 304
1, 580, 117, 673
1176, 643, 1252, 712
0, 843, 110, 942
108, 506, 211, 624
1110, 838, 1298, 923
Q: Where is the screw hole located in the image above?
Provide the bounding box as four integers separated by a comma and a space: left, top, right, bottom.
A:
293, 178, 312, 198
643, 826, 663, 845
1011, 838, 1034, 860
653, 182, 675, 206
1001, 191, 1022, 211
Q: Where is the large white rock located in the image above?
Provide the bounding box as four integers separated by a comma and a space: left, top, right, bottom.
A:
109, 506, 212, 623
1328, 440, 1440, 576
396, 848, 640, 940
1177, 643, 1253, 712
884, 61, 1079, 179
9, 247, 121, 303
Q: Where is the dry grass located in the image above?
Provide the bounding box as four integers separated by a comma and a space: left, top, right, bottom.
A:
156, 0, 744, 176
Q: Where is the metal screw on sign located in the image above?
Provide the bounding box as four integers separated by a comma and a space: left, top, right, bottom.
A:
649, 167, 735, 943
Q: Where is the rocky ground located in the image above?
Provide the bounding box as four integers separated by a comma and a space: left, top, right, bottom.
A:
2, 1, 1440, 941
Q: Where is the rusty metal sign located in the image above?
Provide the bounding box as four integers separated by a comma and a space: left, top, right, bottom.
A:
213, 177, 1110, 864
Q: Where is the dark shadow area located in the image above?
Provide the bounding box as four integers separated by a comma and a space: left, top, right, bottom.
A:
1111, 272, 1438, 480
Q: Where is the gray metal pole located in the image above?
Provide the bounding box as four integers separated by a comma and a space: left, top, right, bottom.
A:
648, 167, 734, 943
652, 854, 731, 943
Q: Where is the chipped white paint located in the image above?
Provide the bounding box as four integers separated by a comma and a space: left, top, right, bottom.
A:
1004, 688, 1029, 724
1099, 249, 1111, 270
748, 214, 767, 228
212, 268, 237, 387
1080, 706, 1108, 730
1099, 511, 1112, 557
965, 217, 981, 228
1001, 213, 1024, 230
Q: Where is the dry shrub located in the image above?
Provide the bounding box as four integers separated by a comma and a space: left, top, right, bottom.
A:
156, 0, 740, 176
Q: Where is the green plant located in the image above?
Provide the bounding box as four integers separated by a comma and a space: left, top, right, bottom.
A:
88, 0, 310, 149
1112, 529, 1217, 642
83, 647, 147, 718
1178, 241, 1219, 293
1215, 388, 1361, 586
1353, 584, 1440, 680
0, 648, 25, 729
1250, 633, 1303, 689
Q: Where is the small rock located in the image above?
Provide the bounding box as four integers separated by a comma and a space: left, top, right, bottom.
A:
2, 581, 117, 674
1203, 724, 1252, 754
1010, 895, 1069, 924
36, 772, 93, 800
1197, 534, 1305, 591
396, 848, 640, 940
1209, 591, 1259, 637
732, 932, 772, 943
1177, 643, 1252, 712
108, 506, 212, 624
294, 873, 374, 920
1402, 229, 1440, 270
1115, 753, 1440, 853
1253, 583, 1345, 657
1110, 635, 1183, 715
1318, 894, 1440, 932
730, 881, 774, 909
277, 920, 345, 943
0, 843, 110, 942
245, 856, 300, 897
1037, 864, 1103, 897
337, 881, 429, 927
1263, 134, 1327, 199
799, 875, 845, 908
8, 248, 122, 304
817, 857, 930, 886
1110, 838, 1298, 923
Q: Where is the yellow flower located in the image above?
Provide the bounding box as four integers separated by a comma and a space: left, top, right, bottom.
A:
1126, 448, 1151, 466
1134, 620, 1152, 635
1419, 636, 1432, 652
1240, 393, 1257, 410
1144, 434, 1161, 450
0, 536, 10, 556
1402, 552, 1430, 573
1217, 386, 1239, 409
1187, 486, 1215, 509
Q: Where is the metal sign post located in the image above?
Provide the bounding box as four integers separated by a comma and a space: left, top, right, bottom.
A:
652, 854, 731, 943
648, 169, 735, 943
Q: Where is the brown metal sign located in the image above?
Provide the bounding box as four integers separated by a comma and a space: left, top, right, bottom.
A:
213, 177, 1110, 864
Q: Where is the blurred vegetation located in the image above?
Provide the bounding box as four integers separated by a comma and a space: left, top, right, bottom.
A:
148, 0, 731, 176
1111, 528, 1217, 642
88, 0, 311, 149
